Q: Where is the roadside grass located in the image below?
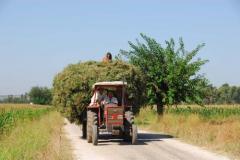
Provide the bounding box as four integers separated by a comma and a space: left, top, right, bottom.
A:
0, 104, 73, 160
135, 105, 240, 159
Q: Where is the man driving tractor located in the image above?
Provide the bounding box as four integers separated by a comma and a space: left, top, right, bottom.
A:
90, 89, 119, 126
102, 91, 118, 105
90, 89, 118, 106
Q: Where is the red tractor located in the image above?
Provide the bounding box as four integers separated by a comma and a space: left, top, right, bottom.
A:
82, 81, 137, 145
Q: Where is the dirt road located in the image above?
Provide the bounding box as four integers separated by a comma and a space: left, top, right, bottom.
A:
63, 119, 230, 160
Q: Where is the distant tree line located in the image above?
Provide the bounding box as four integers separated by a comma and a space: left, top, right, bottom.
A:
0, 94, 29, 103
2, 83, 239, 106
28, 86, 52, 105
0, 86, 52, 105
204, 83, 240, 104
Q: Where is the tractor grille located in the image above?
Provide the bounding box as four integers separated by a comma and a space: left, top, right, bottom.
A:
107, 107, 123, 124
107, 107, 123, 114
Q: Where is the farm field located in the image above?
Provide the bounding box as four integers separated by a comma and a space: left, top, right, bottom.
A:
135, 105, 240, 160
0, 104, 73, 160
0, 104, 51, 135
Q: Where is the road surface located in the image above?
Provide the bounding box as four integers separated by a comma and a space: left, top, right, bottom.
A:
63, 119, 230, 160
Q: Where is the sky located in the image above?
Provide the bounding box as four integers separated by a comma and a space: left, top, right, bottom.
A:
0, 0, 240, 95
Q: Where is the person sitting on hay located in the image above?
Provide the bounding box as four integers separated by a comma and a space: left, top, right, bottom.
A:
102, 52, 112, 63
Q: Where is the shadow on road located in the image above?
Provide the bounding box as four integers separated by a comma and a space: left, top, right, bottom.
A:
97, 132, 174, 146
138, 132, 173, 141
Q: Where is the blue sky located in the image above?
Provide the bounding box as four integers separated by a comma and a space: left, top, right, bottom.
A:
0, 0, 240, 95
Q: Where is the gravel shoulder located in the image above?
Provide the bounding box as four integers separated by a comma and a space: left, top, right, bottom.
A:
63, 119, 230, 160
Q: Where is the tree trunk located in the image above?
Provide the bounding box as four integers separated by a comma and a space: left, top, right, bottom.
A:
156, 103, 164, 115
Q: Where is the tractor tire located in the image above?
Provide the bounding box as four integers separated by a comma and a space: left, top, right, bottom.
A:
87, 111, 93, 143
123, 131, 131, 142
82, 120, 87, 139
92, 125, 98, 145
92, 112, 98, 145
131, 125, 138, 144
87, 110, 98, 144
123, 111, 134, 142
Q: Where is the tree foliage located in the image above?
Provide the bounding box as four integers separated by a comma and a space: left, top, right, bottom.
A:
52, 61, 146, 123
204, 83, 240, 104
120, 34, 208, 113
29, 87, 52, 105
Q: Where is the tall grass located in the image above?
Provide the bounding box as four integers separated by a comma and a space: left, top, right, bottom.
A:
135, 105, 240, 159
0, 104, 73, 160
0, 104, 51, 135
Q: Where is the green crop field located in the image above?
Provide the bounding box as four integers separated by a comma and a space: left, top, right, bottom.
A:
0, 104, 51, 135
165, 105, 240, 119
0, 104, 72, 160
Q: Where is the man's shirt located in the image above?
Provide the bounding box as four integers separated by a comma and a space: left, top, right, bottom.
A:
103, 96, 118, 105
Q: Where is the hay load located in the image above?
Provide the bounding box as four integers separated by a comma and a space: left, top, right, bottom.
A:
52, 60, 146, 123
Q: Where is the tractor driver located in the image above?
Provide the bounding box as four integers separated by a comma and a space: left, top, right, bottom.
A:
101, 91, 118, 127
102, 91, 118, 105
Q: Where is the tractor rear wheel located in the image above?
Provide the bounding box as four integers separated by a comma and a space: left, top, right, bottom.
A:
123, 111, 134, 142
92, 111, 98, 145
87, 110, 93, 143
131, 125, 138, 144
82, 120, 87, 139
92, 124, 98, 145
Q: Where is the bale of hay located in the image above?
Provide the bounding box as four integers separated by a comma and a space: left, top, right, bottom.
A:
52, 60, 146, 123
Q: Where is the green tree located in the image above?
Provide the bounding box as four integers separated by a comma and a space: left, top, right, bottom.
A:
120, 34, 208, 114
203, 84, 218, 104
215, 84, 240, 104
29, 87, 52, 105
230, 86, 240, 104
217, 83, 231, 104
